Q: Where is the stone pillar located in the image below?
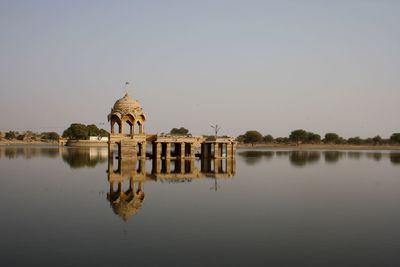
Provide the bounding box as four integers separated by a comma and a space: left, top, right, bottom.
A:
180, 142, 185, 159
214, 143, 220, 158
141, 142, 146, 158
232, 143, 237, 157
166, 143, 171, 159
120, 122, 124, 135
207, 143, 212, 158
227, 143, 232, 158
156, 142, 161, 158
190, 143, 195, 158
130, 124, 133, 137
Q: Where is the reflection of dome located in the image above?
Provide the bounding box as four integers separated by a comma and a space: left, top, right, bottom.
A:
108, 188, 145, 221
110, 93, 146, 119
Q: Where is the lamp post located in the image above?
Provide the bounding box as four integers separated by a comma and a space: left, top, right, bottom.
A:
210, 124, 221, 139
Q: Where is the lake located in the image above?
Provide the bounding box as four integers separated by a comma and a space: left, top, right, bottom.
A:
0, 146, 400, 267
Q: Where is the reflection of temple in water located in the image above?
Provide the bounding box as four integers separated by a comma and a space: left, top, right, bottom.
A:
107, 152, 236, 221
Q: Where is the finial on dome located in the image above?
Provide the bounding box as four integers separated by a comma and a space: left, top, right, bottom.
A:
124, 81, 130, 96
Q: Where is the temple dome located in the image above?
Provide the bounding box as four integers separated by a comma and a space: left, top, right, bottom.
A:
109, 93, 146, 120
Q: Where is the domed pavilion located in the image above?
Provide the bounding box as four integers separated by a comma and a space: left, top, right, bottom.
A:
108, 93, 146, 136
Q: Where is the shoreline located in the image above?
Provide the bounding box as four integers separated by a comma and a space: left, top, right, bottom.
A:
0, 140, 58, 146
237, 143, 400, 151
2, 140, 400, 151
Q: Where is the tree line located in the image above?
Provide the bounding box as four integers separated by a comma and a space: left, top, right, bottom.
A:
237, 130, 400, 145
0, 123, 109, 141
0, 130, 60, 142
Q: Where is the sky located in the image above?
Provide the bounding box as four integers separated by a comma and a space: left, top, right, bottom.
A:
0, 0, 399, 138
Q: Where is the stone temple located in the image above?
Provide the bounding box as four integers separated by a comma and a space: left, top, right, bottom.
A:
107, 93, 236, 160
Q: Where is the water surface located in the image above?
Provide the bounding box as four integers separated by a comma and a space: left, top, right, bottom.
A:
0, 146, 399, 267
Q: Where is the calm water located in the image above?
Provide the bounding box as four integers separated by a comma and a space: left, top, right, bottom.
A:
1, 146, 400, 267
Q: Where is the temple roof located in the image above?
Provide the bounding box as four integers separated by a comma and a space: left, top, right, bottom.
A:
109, 93, 146, 120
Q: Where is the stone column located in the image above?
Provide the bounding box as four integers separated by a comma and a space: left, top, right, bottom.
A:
180, 142, 185, 159
214, 143, 220, 158
190, 143, 195, 158
227, 143, 232, 158
120, 122, 124, 135
166, 143, 171, 159
156, 143, 161, 158
141, 142, 146, 158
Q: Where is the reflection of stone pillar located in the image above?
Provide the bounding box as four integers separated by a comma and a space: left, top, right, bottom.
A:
214, 159, 221, 173
166, 143, 171, 159
190, 159, 195, 173
108, 147, 113, 170
180, 159, 185, 174
152, 158, 161, 174
165, 158, 171, 174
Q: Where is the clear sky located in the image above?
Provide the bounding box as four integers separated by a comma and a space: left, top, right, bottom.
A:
0, 0, 399, 138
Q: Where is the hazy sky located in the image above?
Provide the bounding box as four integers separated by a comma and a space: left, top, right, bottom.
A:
0, 0, 399, 138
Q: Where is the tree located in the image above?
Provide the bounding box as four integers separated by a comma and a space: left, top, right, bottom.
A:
240, 131, 263, 144
307, 132, 321, 144
41, 132, 60, 141
63, 123, 89, 140
263, 134, 274, 143
324, 133, 340, 144
390, 133, 400, 144
62, 123, 108, 140
236, 135, 246, 143
347, 136, 363, 145
170, 127, 189, 135
275, 137, 289, 144
5, 131, 17, 140
289, 129, 308, 144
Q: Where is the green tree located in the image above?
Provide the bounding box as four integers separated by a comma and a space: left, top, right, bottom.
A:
324, 133, 340, 144
275, 137, 289, 143
41, 132, 60, 141
390, 133, 400, 144
263, 134, 274, 143
347, 136, 363, 145
62, 123, 89, 140
236, 135, 246, 143
170, 127, 190, 135
5, 131, 17, 140
242, 131, 263, 144
307, 132, 321, 144
289, 129, 308, 144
